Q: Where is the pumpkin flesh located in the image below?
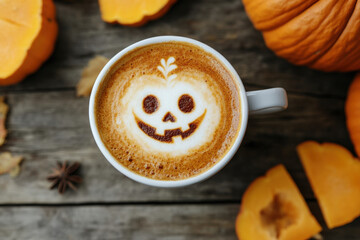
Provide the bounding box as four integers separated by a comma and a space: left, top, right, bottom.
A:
0, 0, 58, 85
236, 165, 321, 240
346, 73, 360, 157
99, 0, 177, 26
297, 141, 360, 229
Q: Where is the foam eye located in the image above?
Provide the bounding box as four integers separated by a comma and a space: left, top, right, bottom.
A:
143, 95, 159, 114
178, 94, 194, 113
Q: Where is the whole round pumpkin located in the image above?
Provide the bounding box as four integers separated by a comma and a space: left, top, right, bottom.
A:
242, 0, 360, 72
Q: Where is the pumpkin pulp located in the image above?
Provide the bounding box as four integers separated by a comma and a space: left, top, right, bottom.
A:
236, 164, 321, 240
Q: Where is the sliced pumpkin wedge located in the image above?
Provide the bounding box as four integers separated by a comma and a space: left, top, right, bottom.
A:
236, 164, 321, 240
346, 73, 360, 157
297, 141, 360, 229
98, 0, 177, 26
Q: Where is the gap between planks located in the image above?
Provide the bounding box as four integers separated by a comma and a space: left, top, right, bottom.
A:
0, 199, 317, 208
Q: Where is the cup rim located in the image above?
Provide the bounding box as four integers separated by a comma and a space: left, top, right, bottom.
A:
89, 36, 249, 188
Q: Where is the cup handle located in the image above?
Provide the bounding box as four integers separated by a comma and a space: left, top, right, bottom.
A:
246, 88, 288, 115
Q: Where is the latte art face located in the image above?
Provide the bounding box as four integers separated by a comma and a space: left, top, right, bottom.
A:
95, 42, 241, 180
118, 57, 220, 154
135, 98, 206, 143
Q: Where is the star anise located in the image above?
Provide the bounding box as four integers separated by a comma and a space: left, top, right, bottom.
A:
47, 161, 82, 194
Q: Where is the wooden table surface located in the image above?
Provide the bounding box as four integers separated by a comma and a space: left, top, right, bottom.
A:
1, 0, 359, 239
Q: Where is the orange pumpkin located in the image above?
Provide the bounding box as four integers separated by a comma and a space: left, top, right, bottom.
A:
297, 141, 360, 229
242, 0, 360, 72
236, 164, 321, 240
0, 0, 58, 85
98, 0, 177, 26
346, 73, 360, 156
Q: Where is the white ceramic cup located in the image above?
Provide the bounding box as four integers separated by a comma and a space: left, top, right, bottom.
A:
89, 36, 288, 188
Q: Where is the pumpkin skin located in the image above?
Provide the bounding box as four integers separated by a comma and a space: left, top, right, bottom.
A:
0, 0, 58, 85
346, 73, 360, 156
236, 164, 321, 240
98, 0, 177, 26
297, 141, 360, 229
242, 0, 360, 72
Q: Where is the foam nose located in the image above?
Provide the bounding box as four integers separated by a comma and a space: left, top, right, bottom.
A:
162, 112, 176, 122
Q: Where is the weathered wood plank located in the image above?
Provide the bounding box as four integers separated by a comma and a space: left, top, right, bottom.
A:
0, 89, 351, 203
0, 205, 238, 240
0, 204, 359, 240
0, 0, 354, 98
0, 0, 357, 238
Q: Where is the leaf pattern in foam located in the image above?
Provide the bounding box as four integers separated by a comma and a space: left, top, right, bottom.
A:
157, 57, 177, 82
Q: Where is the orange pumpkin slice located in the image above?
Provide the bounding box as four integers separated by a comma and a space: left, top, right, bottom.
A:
98, 0, 177, 26
236, 165, 321, 240
346, 73, 360, 157
0, 0, 58, 85
297, 141, 360, 229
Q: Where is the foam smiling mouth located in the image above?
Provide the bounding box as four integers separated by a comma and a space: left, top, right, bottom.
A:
134, 111, 206, 143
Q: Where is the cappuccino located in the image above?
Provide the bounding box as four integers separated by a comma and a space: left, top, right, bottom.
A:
95, 41, 241, 180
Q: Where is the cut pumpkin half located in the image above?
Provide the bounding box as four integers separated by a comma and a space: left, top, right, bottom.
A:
0, 0, 58, 85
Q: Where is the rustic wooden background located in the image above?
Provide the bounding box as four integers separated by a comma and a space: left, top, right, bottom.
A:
0, 0, 359, 239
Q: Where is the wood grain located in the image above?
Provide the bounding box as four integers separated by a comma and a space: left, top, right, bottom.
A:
0, 0, 354, 97
0, 0, 358, 238
1, 204, 359, 240
2, 205, 238, 240
0, 90, 351, 203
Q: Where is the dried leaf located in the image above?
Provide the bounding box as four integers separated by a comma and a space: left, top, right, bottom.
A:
76, 56, 109, 97
0, 96, 9, 146
0, 152, 24, 177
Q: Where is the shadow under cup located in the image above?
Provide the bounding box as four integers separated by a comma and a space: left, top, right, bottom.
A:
89, 36, 249, 188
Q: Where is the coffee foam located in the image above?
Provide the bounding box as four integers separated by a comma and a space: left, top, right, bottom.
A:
95, 42, 241, 180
